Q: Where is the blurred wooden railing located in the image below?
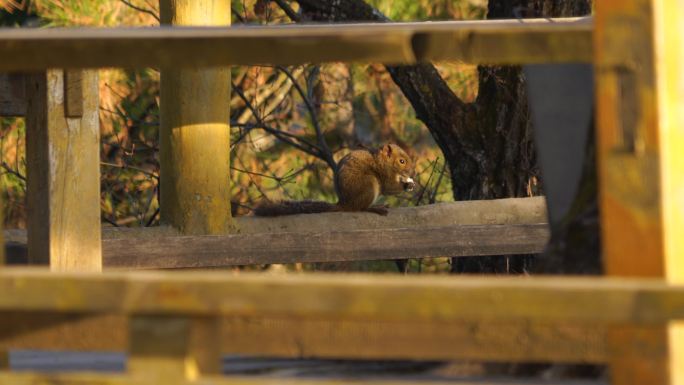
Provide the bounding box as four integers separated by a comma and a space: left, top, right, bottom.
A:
0, 269, 677, 384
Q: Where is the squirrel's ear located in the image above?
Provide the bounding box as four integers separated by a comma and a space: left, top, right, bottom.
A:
383, 144, 393, 157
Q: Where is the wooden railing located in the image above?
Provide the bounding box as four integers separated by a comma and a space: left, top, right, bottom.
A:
0, 269, 679, 384
0, 0, 683, 384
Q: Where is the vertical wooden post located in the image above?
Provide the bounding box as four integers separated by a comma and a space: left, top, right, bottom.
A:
595, 1, 684, 384
128, 316, 221, 380
25, 70, 102, 271
159, 0, 232, 235
0, 187, 3, 268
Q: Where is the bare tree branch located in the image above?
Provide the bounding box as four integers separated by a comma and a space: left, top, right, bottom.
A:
232, 82, 324, 159
277, 65, 337, 173
119, 0, 160, 22
273, 0, 300, 21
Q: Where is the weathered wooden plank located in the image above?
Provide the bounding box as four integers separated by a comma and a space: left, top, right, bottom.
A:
102, 224, 549, 269
0, 270, 683, 325
4, 197, 550, 266
0, 314, 607, 363
0, 372, 608, 385
159, 0, 233, 235
231, 196, 548, 235
63, 70, 83, 117
595, 1, 684, 384
221, 317, 607, 363
0, 17, 592, 70
25, 70, 101, 271
0, 313, 126, 351
413, 17, 592, 64
0, 73, 26, 116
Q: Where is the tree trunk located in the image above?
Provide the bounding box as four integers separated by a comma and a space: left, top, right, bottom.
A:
296, 0, 597, 274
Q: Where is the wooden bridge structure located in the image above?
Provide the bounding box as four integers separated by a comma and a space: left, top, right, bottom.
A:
0, 1, 682, 384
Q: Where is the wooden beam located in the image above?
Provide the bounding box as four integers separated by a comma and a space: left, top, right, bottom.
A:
0, 270, 683, 325
25, 70, 102, 271
0, 17, 592, 70
231, 196, 548, 235
0, 73, 26, 116
5, 198, 550, 267
0, 372, 608, 385
220, 317, 607, 363
158, 0, 232, 235
4, 198, 550, 267
595, 1, 684, 384
102, 224, 549, 269
0, 314, 606, 363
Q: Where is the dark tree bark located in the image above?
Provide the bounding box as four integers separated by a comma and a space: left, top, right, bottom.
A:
295, 0, 596, 274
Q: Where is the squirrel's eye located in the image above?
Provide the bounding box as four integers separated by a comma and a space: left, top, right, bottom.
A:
399, 159, 405, 164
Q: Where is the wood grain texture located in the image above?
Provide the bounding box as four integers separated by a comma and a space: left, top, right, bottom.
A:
220, 317, 607, 363
63, 70, 83, 117
102, 224, 549, 269
0, 270, 682, 325
4, 198, 550, 267
0, 313, 606, 363
0, 313, 126, 351
159, 0, 232, 235
25, 70, 101, 271
595, 1, 684, 384
0, 17, 592, 70
0, 73, 26, 116
0, 372, 608, 385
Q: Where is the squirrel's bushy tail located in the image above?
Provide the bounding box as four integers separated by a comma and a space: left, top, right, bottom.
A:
253, 200, 339, 216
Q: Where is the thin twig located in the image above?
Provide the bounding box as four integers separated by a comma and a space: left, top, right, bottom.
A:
277, 65, 337, 173
273, 0, 300, 21
1, 161, 25, 181
102, 215, 120, 227
145, 208, 160, 227
429, 161, 447, 204
120, 0, 160, 22
414, 158, 438, 205
101, 161, 159, 180
232, 83, 323, 158
231, 6, 245, 22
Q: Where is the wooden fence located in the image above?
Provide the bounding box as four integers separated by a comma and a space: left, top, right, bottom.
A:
0, 0, 683, 384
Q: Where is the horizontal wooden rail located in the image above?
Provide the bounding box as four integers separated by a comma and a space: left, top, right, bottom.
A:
101, 224, 548, 269
0, 315, 606, 363
0, 269, 682, 324
5, 198, 550, 268
0, 372, 608, 385
0, 271, 675, 365
5, 223, 548, 267
0, 17, 592, 70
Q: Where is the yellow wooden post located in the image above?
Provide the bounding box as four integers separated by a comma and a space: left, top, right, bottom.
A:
159, 0, 232, 235
25, 70, 102, 272
0, 186, 3, 268
595, 1, 684, 384
128, 315, 221, 380
0, 180, 5, 369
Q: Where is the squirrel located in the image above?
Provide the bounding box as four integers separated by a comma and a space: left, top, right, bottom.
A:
254, 144, 415, 216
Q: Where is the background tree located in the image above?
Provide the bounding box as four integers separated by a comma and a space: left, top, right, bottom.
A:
292, 0, 598, 274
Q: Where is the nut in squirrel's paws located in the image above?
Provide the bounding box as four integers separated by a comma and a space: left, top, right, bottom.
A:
402, 176, 415, 192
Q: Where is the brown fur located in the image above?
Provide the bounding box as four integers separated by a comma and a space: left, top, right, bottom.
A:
254, 144, 415, 217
